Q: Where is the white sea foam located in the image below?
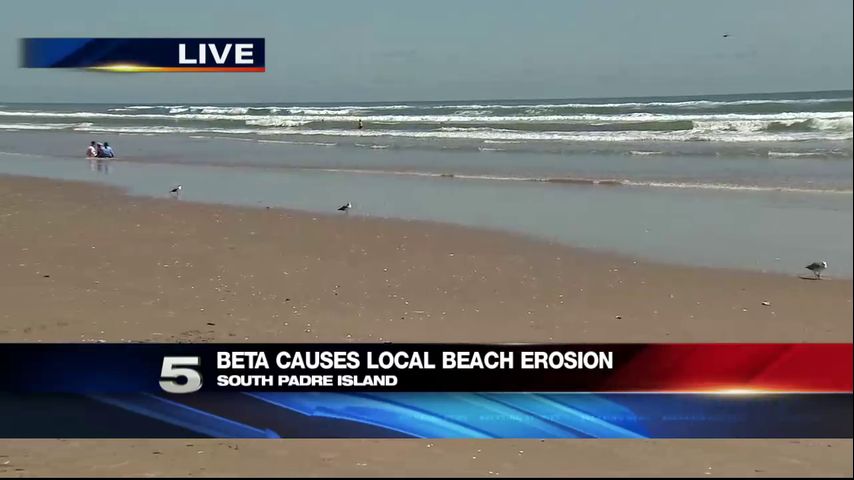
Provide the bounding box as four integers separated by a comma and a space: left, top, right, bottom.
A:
286, 108, 355, 115
259, 111, 853, 125
452, 110, 493, 116
353, 143, 390, 149
621, 180, 852, 194
2, 107, 850, 123
246, 126, 852, 143
196, 106, 250, 115
299, 167, 852, 194
245, 118, 313, 127
767, 151, 827, 158
73, 125, 257, 135
0, 122, 81, 130
256, 139, 337, 146
2, 96, 851, 149
429, 97, 853, 110
42, 122, 850, 143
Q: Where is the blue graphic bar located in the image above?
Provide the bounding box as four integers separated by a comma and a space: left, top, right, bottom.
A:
0, 393, 849, 438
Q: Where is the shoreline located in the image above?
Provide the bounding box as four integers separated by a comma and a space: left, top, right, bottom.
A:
2, 169, 852, 279
1, 173, 851, 343
3, 170, 841, 278
14, 154, 854, 196
2, 148, 853, 277
2, 130, 853, 190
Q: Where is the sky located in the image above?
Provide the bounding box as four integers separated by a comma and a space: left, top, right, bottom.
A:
1, 0, 851, 103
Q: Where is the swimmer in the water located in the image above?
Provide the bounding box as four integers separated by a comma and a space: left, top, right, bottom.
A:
358, 119, 364, 129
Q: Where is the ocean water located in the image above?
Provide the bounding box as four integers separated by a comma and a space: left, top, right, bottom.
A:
1, 90, 851, 160
0, 90, 851, 276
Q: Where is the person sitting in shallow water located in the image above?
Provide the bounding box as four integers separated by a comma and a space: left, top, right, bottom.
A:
101, 142, 115, 158
86, 141, 98, 158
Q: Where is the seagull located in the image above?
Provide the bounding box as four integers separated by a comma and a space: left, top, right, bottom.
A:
805, 261, 828, 279
170, 184, 182, 196
722, 33, 730, 38
337, 201, 352, 213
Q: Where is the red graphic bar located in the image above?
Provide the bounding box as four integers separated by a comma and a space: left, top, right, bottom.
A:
601, 343, 852, 392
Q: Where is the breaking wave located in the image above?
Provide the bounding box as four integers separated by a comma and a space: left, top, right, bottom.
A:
1, 92, 850, 154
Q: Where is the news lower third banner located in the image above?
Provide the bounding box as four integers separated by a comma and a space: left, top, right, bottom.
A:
0, 343, 851, 438
19, 38, 265, 72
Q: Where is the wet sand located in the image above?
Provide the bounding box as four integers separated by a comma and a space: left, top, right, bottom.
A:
1, 439, 850, 477
0, 174, 851, 477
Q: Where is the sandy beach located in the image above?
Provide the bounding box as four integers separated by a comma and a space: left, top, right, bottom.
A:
2, 439, 850, 477
1, 175, 850, 344
0, 174, 851, 477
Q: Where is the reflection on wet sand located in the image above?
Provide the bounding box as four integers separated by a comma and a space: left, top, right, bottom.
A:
89, 158, 112, 174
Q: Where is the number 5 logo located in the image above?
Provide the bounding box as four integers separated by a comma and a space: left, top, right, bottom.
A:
159, 356, 202, 394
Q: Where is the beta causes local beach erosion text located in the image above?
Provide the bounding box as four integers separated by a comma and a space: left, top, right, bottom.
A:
215, 350, 614, 388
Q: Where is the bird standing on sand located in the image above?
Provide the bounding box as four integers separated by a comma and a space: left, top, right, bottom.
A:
338, 202, 352, 213
805, 261, 828, 279
170, 185, 183, 197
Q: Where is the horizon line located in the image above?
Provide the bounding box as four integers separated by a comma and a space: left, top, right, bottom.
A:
1, 88, 851, 106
